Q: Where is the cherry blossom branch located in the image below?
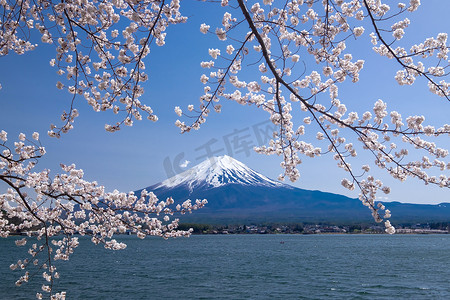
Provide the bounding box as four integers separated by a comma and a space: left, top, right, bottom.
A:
1, 130, 207, 296
363, 0, 449, 100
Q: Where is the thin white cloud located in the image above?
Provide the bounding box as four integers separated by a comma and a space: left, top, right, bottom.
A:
179, 160, 190, 168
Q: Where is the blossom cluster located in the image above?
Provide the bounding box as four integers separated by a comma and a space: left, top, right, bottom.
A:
1, 131, 206, 297
174, 0, 449, 232
1, 0, 186, 135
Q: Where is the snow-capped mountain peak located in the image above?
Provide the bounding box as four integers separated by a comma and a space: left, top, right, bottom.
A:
154, 155, 283, 191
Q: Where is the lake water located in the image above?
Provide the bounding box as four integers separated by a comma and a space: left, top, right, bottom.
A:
1, 234, 449, 299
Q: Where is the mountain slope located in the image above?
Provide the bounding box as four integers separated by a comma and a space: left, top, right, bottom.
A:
138, 156, 450, 224
153, 155, 285, 192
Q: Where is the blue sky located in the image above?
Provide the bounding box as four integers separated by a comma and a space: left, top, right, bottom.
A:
0, 0, 449, 205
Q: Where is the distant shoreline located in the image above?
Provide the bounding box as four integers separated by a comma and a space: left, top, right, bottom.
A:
7, 223, 449, 236
7, 231, 449, 238
187, 230, 449, 235
176, 222, 449, 235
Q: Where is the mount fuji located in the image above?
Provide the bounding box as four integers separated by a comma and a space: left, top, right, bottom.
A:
138, 155, 450, 224
153, 155, 286, 191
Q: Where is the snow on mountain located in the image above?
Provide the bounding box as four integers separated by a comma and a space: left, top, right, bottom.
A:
154, 155, 284, 192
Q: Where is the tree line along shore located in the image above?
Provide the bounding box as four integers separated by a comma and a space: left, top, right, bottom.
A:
177, 222, 450, 235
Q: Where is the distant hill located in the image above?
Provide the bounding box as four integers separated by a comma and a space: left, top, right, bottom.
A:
137, 155, 450, 224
